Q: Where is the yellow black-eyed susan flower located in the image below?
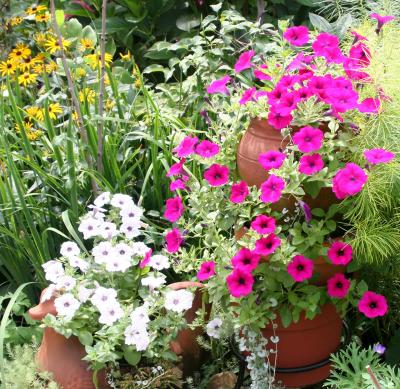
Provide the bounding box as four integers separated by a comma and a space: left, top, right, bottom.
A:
119, 50, 132, 61
0, 60, 17, 77
26, 4, 47, 15
84, 52, 113, 70
44, 36, 71, 54
18, 72, 37, 87
79, 38, 95, 51
79, 88, 96, 104
9, 43, 31, 61
9, 17, 23, 27
35, 13, 50, 23
47, 103, 62, 120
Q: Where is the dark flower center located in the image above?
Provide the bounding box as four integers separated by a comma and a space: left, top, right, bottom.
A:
238, 277, 245, 285
64, 302, 70, 307
369, 302, 377, 309
337, 249, 344, 256
336, 282, 343, 289
297, 264, 304, 271
304, 136, 311, 142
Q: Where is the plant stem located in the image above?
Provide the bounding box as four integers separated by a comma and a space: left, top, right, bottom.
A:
49, 0, 99, 194
97, 0, 107, 175
366, 365, 382, 389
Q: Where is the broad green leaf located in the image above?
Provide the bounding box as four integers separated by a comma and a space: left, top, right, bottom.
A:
55, 10, 65, 26
309, 13, 332, 33
176, 14, 200, 32
78, 331, 93, 346
123, 346, 141, 366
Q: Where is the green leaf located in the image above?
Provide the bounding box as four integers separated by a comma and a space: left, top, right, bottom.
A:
55, 10, 65, 26
296, 0, 319, 6
210, 3, 223, 12
82, 26, 97, 45
280, 306, 292, 328
309, 13, 333, 33
311, 208, 325, 217
385, 328, 400, 365
123, 346, 141, 366
78, 331, 93, 346
334, 14, 353, 39
61, 18, 83, 38
176, 14, 200, 32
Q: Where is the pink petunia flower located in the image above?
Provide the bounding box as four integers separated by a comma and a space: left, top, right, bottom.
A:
197, 261, 216, 281
364, 148, 395, 165
287, 255, 314, 282
231, 248, 260, 272
254, 233, 281, 256
204, 164, 230, 186
259, 150, 286, 171
349, 42, 371, 68
164, 196, 184, 222
358, 291, 388, 318
170, 179, 186, 191
283, 26, 309, 47
165, 228, 183, 253
370, 13, 395, 33
139, 249, 153, 269
312, 33, 344, 64
327, 241, 353, 265
267, 109, 293, 130
358, 98, 380, 114
298, 153, 324, 175
327, 273, 351, 299
250, 215, 276, 235
254, 64, 271, 80
326, 88, 359, 113
234, 50, 255, 73
239, 87, 257, 105
292, 126, 324, 153
167, 158, 186, 177
195, 140, 220, 158
260, 174, 285, 203
230, 181, 249, 203
351, 31, 367, 42
226, 268, 254, 298
286, 52, 314, 72
207, 76, 231, 95
332, 163, 368, 199
173, 136, 198, 157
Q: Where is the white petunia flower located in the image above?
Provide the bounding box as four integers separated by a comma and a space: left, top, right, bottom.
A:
206, 318, 223, 339
141, 273, 166, 290
54, 293, 80, 320
105, 256, 131, 272
120, 220, 141, 239
42, 260, 65, 283
148, 254, 170, 270
93, 192, 111, 207
98, 302, 124, 326
164, 290, 194, 313
130, 306, 150, 327
92, 241, 115, 264
114, 242, 134, 259
77, 285, 92, 303
91, 287, 117, 309
131, 242, 150, 256
56, 275, 76, 291
68, 256, 90, 273
110, 194, 135, 209
60, 241, 80, 258
120, 204, 143, 222
124, 325, 150, 351
78, 217, 100, 240
97, 221, 118, 240
41, 284, 57, 302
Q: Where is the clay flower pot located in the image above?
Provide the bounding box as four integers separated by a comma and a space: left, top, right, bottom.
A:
313, 255, 346, 286
168, 281, 209, 377
262, 304, 342, 388
236, 118, 338, 212
29, 290, 109, 389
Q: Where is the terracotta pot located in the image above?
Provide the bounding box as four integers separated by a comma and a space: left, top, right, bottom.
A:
236, 118, 338, 212
168, 281, 209, 377
313, 255, 346, 286
29, 290, 109, 389
262, 304, 342, 388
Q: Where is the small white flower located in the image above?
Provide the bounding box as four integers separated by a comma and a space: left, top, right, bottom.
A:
92, 242, 115, 264
54, 293, 80, 320
131, 242, 150, 256
98, 302, 124, 326
68, 256, 90, 273
93, 192, 111, 207
60, 241, 80, 258
42, 260, 65, 283
130, 306, 150, 327
87, 210, 106, 220
91, 287, 117, 309
110, 194, 135, 209
114, 242, 134, 259
141, 274, 166, 290
148, 254, 169, 271
164, 290, 194, 313
56, 275, 76, 291
78, 217, 100, 240
41, 284, 57, 303
105, 256, 131, 272
120, 220, 141, 239
124, 325, 150, 351
77, 285, 92, 303
97, 221, 118, 240
206, 318, 223, 339
120, 204, 143, 222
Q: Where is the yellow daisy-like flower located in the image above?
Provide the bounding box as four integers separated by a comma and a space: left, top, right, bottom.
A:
119, 50, 132, 61
75, 67, 87, 78
34, 33, 47, 46
0, 60, 17, 76
79, 88, 96, 104
35, 53, 46, 62
9, 17, 23, 27
79, 38, 95, 51
9, 44, 31, 61
26, 106, 44, 121
48, 103, 62, 120
18, 72, 37, 87
33, 63, 45, 74
45, 61, 58, 74
134, 78, 142, 89
26, 4, 47, 15
18, 56, 41, 72
15, 120, 33, 132
84, 52, 113, 70
35, 13, 50, 23
105, 99, 115, 111
27, 129, 43, 141
44, 36, 71, 54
